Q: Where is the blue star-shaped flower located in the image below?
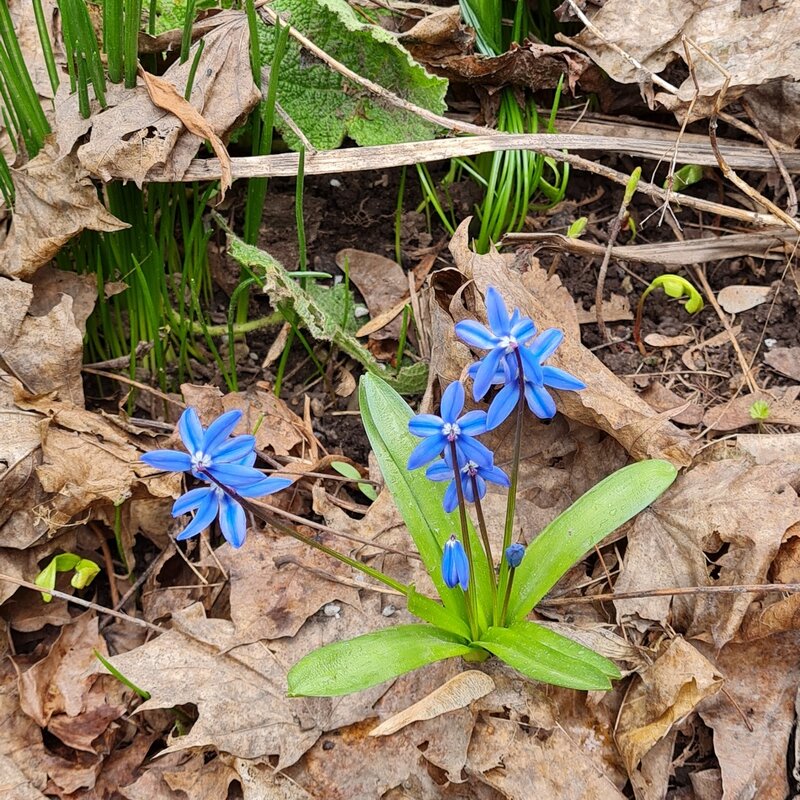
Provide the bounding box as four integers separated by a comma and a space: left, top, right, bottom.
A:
407, 381, 492, 471
454, 286, 538, 401
141, 408, 291, 548
425, 451, 510, 513
441, 534, 469, 590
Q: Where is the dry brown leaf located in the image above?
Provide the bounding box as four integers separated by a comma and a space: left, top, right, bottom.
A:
643, 333, 693, 348
741, 593, 800, 640
336, 249, 407, 341
717, 284, 772, 314
639, 382, 704, 426
370, 670, 494, 737
64, 12, 259, 187
576, 293, 633, 325
698, 633, 800, 799
702, 390, 800, 432
736, 433, 800, 465
616, 637, 723, 774
0, 144, 127, 280
681, 325, 741, 372
566, 0, 800, 117
615, 459, 800, 646
764, 346, 800, 382
448, 220, 698, 465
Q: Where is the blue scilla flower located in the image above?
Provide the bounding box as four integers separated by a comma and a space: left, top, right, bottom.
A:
141, 407, 292, 548
442, 534, 469, 590
468, 328, 586, 428
505, 542, 525, 568
454, 286, 539, 401
426, 452, 510, 513
407, 381, 492, 470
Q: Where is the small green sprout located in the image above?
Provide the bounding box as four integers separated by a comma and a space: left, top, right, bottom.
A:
331, 461, 378, 502
634, 274, 704, 355
566, 216, 588, 238
35, 553, 100, 603
749, 400, 770, 422
665, 164, 705, 193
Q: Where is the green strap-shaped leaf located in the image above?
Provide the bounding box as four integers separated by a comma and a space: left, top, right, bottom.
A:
407, 586, 471, 640
287, 624, 474, 697
474, 622, 620, 691
508, 460, 677, 624
359, 373, 493, 624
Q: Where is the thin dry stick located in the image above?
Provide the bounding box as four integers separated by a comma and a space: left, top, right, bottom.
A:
90, 522, 121, 608
0, 572, 163, 632
82, 366, 186, 409
540, 582, 800, 606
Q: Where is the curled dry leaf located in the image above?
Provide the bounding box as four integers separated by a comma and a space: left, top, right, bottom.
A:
616, 637, 723, 775
0, 144, 127, 280
615, 459, 800, 646
448, 220, 698, 465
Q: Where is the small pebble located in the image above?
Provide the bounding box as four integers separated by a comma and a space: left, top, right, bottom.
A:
323, 603, 341, 618
382, 604, 396, 617
354, 305, 370, 318
322, 740, 335, 750
329, 179, 342, 188
311, 398, 325, 417
765, 338, 777, 348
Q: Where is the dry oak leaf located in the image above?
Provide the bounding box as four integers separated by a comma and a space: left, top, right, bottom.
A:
448, 219, 697, 465
698, 632, 800, 800
66, 11, 259, 188
615, 459, 800, 646
616, 637, 723, 774
0, 144, 127, 280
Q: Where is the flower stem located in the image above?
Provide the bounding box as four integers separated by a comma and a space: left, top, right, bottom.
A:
499, 565, 517, 626
494, 348, 526, 626
197, 469, 408, 596
449, 440, 479, 640
470, 476, 496, 604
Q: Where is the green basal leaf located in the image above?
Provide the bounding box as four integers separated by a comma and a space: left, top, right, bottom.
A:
665, 164, 704, 192
474, 622, 620, 691
359, 374, 493, 626
407, 585, 471, 640
287, 624, 474, 696
508, 460, 677, 624
330, 460, 378, 501
257, 0, 447, 150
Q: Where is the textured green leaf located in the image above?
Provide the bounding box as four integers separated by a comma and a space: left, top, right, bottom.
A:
474, 622, 620, 691
226, 233, 427, 393
508, 460, 677, 624
407, 586, 471, 640
359, 373, 493, 625
287, 624, 473, 696
257, 0, 447, 149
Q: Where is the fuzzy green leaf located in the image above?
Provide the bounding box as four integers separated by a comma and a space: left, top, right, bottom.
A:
507, 460, 677, 624
474, 622, 620, 691
287, 624, 474, 696
257, 0, 447, 150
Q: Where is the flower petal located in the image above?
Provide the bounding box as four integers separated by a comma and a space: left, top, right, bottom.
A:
409, 414, 444, 438
510, 316, 536, 344
178, 408, 204, 454
236, 476, 294, 498
207, 462, 267, 488
172, 486, 214, 517
201, 409, 243, 454
485, 286, 510, 334
486, 383, 520, 430
456, 435, 494, 468
542, 365, 586, 391
440, 381, 465, 423
407, 434, 446, 470
443, 481, 459, 513
472, 347, 504, 400
212, 434, 256, 464
426, 460, 454, 482
175, 491, 220, 540
530, 328, 563, 362
458, 409, 487, 436
482, 464, 510, 487
518, 344, 544, 385
454, 319, 498, 350
218, 493, 247, 548
524, 383, 557, 419
141, 449, 192, 472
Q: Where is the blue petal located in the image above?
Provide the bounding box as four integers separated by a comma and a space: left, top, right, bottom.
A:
178, 408, 204, 454
530, 328, 563, 362
409, 414, 444, 437
239, 450, 257, 468
440, 381, 465, 423
472, 347, 504, 401
443, 481, 459, 513
510, 317, 536, 344
454, 545, 470, 591
237, 476, 293, 498
172, 486, 214, 517
212, 435, 256, 464
483, 464, 511, 487
408, 434, 446, 470
457, 435, 494, 468
201, 409, 243, 455
524, 383, 557, 419
207, 462, 268, 488
426, 460, 454, 482
485, 286, 510, 335
486, 383, 520, 430
518, 345, 544, 385
175, 490, 220, 540
462, 473, 476, 503
442, 540, 459, 588
454, 319, 498, 350
141, 449, 192, 472
458, 410, 487, 436
218, 494, 247, 548
542, 365, 586, 391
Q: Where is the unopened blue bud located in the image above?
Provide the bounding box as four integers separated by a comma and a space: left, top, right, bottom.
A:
505, 543, 525, 569
442, 535, 469, 591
